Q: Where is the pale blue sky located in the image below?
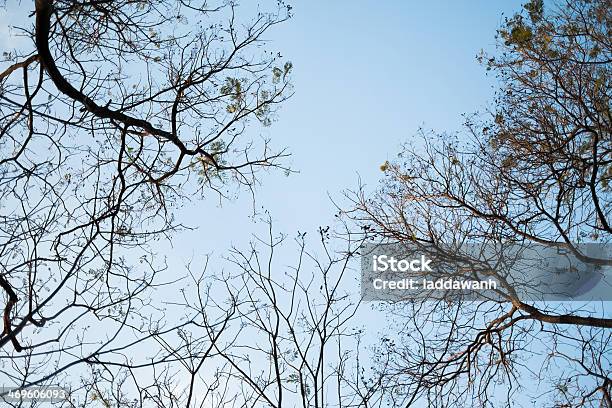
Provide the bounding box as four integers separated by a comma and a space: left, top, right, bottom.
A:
174, 1, 524, 255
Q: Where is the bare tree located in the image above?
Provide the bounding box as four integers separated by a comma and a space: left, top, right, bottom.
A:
344, 0, 611, 406
165, 221, 371, 408
37, 220, 376, 408
0, 0, 295, 403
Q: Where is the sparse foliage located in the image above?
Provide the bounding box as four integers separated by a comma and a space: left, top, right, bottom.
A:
346, 0, 611, 406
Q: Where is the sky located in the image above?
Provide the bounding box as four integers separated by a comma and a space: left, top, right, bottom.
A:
3, 2, 611, 405
172, 0, 524, 258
